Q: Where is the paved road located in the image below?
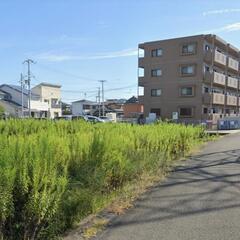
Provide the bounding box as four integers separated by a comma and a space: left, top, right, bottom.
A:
96, 133, 240, 240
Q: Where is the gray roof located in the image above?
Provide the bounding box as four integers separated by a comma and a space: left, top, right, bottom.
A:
72, 99, 98, 105
0, 84, 40, 98
125, 96, 139, 104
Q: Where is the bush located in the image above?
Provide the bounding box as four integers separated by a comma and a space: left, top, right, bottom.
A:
0, 120, 206, 239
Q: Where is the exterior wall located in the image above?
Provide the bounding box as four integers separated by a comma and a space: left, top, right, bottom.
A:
139, 34, 240, 123
72, 102, 84, 116
0, 100, 20, 117
123, 103, 143, 118
72, 102, 97, 116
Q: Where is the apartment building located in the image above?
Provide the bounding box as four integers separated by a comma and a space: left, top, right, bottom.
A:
138, 34, 240, 123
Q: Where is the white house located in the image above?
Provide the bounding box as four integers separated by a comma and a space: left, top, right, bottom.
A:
72, 100, 98, 116
0, 82, 62, 118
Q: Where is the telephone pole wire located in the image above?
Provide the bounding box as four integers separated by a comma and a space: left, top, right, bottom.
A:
23, 59, 35, 118
99, 80, 106, 116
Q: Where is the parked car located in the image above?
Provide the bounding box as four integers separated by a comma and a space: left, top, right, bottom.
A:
85, 115, 105, 123
99, 116, 114, 122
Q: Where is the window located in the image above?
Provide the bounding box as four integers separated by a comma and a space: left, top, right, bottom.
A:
204, 87, 209, 93
151, 69, 162, 77
150, 108, 161, 117
151, 89, 161, 96
182, 43, 196, 54
152, 48, 162, 57
83, 104, 91, 110
203, 108, 208, 114
180, 87, 193, 96
179, 107, 193, 117
205, 44, 211, 51
205, 65, 210, 72
181, 65, 195, 75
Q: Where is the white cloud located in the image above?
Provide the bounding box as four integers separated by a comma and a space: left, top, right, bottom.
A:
203, 8, 240, 16
36, 48, 138, 62
198, 22, 240, 34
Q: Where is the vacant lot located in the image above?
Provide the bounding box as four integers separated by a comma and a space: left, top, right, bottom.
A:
0, 120, 206, 239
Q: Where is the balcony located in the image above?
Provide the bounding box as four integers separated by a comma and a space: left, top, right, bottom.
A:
138, 77, 146, 87
213, 72, 226, 86
204, 71, 226, 86
227, 95, 237, 106
214, 50, 227, 66
227, 76, 238, 89
138, 95, 144, 104
138, 57, 144, 68
202, 93, 225, 105
228, 57, 239, 71
213, 93, 225, 105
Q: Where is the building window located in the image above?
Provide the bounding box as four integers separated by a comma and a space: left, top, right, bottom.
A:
150, 108, 161, 117
204, 65, 210, 72
151, 69, 162, 77
151, 89, 161, 97
180, 87, 193, 96
152, 49, 162, 57
182, 43, 196, 55
205, 44, 211, 51
180, 65, 195, 75
203, 107, 208, 114
179, 107, 193, 117
204, 87, 209, 93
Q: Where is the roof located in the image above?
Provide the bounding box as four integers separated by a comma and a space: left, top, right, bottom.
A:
33, 82, 61, 88
125, 96, 139, 104
0, 84, 40, 98
72, 99, 98, 105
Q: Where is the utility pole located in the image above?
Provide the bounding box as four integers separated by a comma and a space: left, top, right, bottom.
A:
97, 87, 101, 117
19, 73, 24, 118
99, 80, 106, 116
23, 59, 35, 118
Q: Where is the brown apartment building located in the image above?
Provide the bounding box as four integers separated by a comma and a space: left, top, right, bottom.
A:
138, 34, 240, 123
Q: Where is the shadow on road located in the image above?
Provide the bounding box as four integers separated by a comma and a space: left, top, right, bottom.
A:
107, 148, 240, 229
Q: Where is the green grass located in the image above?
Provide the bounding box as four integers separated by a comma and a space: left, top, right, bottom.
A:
0, 119, 207, 239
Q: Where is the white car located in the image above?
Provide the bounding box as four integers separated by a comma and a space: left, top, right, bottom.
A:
99, 116, 114, 122
85, 115, 105, 123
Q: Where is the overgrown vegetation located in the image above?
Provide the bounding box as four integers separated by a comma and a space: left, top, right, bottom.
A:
0, 119, 207, 239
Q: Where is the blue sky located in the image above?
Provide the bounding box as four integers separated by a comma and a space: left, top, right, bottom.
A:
1, 0, 240, 102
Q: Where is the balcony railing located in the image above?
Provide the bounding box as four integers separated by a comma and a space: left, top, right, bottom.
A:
214, 50, 227, 66
227, 76, 238, 89
203, 93, 225, 105
226, 95, 237, 106
228, 57, 239, 71
213, 72, 226, 86
138, 77, 145, 87
138, 57, 144, 68
213, 93, 225, 105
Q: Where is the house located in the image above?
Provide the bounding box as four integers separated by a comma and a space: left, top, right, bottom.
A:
123, 96, 144, 118
72, 100, 98, 116
31, 82, 62, 118
138, 34, 240, 124
0, 82, 62, 118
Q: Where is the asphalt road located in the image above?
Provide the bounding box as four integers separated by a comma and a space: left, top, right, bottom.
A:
96, 133, 240, 240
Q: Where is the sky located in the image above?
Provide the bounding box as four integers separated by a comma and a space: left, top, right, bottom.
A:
1, 0, 240, 103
